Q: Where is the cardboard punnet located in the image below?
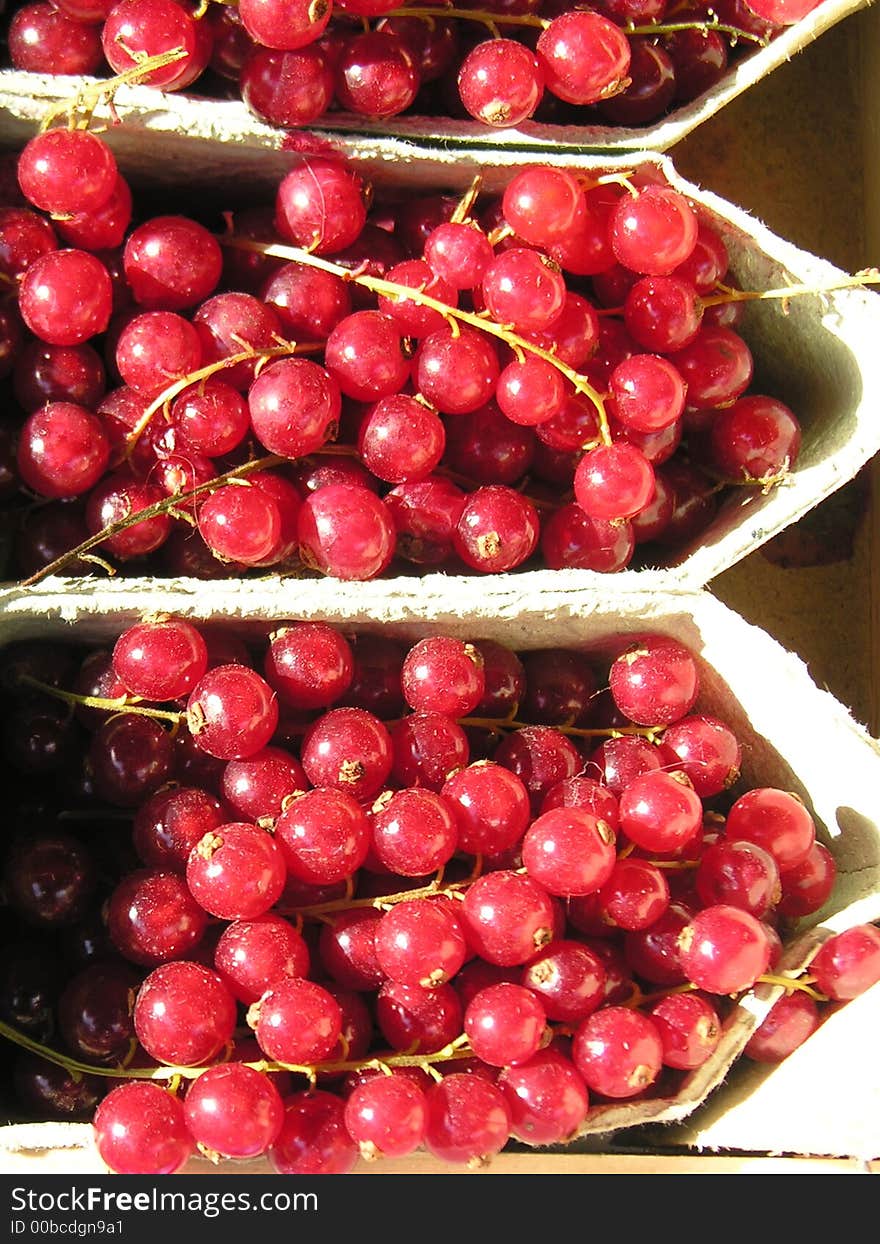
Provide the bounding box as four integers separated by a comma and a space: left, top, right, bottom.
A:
0, 145, 879, 595
0, 0, 870, 154
0, 584, 878, 1169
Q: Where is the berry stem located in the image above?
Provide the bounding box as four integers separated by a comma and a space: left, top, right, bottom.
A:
0, 1018, 473, 1084
756, 973, 829, 1001
626, 15, 768, 45
15, 675, 185, 724
456, 714, 663, 740
221, 235, 611, 442
378, 5, 550, 30
41, 47, 190, 132
701, 268, 880, 308
125, 339, 325, 457
18, 453, 284, 588
279, 872, 476, 920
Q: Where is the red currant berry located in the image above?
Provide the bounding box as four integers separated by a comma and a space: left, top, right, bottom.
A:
809, 924, 880, 1001
251, 977, 342, 1064
133, 960, 237, 1065
677, 904, 772, 994
93, 1082, 194, 1174
186, 664, 280, 761
269, 1091, 358, 1175
498, 1048, 589, 1145
423, 1074, 511, 1164
522, 807, 617, 897
186, 822, 286, 921
744, 990, 821, 1063
274, 787, 371, 884
724, 788, 816, 873
573, 1006, 663, 1099
650, 992, 722, 1069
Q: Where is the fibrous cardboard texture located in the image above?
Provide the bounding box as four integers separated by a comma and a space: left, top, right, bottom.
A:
0, 141, 878, 595
0, 0, 869, 154
0, 585, 878, 1168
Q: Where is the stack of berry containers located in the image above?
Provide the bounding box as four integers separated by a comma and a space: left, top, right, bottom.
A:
0, 0, 879, 1178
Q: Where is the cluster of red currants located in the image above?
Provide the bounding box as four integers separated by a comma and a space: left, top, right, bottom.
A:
1, 125, 803, 583
2, 618, 878, 1174
2, 0, 826, 133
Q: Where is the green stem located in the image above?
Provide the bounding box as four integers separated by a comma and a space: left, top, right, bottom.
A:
0, 1019, 473, 1085
220, 236, 611, 444
18, 453, 284, 588
16, 675, 184, 725
125, 340, 324, 457
701, 269, 880, 308
457, 715, 663, 741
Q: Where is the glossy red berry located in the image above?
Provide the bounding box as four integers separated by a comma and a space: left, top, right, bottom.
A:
677, 904, 772, 995
572, 1006, 663, 1099
93, 1082, 194, 1175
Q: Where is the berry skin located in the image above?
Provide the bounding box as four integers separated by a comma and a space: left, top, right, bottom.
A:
376, 979, 462, 1054
609, 186, 699, 276
133, 961, 237, 1066
498, 1048, 589, 1145
442, 762, 530, 857
106, 868, 207, 967
609, 636, 700, 725
123, 215, 222, 311
276, 159, 366, 255
19, 250, 112, 346
186, 665, 280, 761
112, 619, 208, 703
214, 913, 310, 1004
186, 822, 287, 921
461, 870, 557, 967
184, 1063, 284, 1159
809, 925, 880, 1001
18, 130, 117, 216
777, 842, 837, 919
298, 484, 396, 581
344, 1074, 428, 1159
464, 983, 547, 1067
274, 787, 371, 885
618, 770, 703, 854
133, 785, 226, 873
458, 39, 544, 129
301, 707, 392, 802
370, 787, 459, 876
521, 940, 607, 1023
677, 904, 772, 995
724, 788, 816, 873
270, 1091, 359, 1175
250, 977, 343, 1064
423, 1074, 512, 1165
264, 623, 354, 710
650, 993, 722, 1070
536, 11, 631, 106
401, 637, 485, 718
17, 403, 110, 500
454, 486, 540, 574
93, 1082, 194, 1175
374, 900, 467, 988
522, 807, 617, 897
743, 991, 821, 1063
573, 1006, 663, 1099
